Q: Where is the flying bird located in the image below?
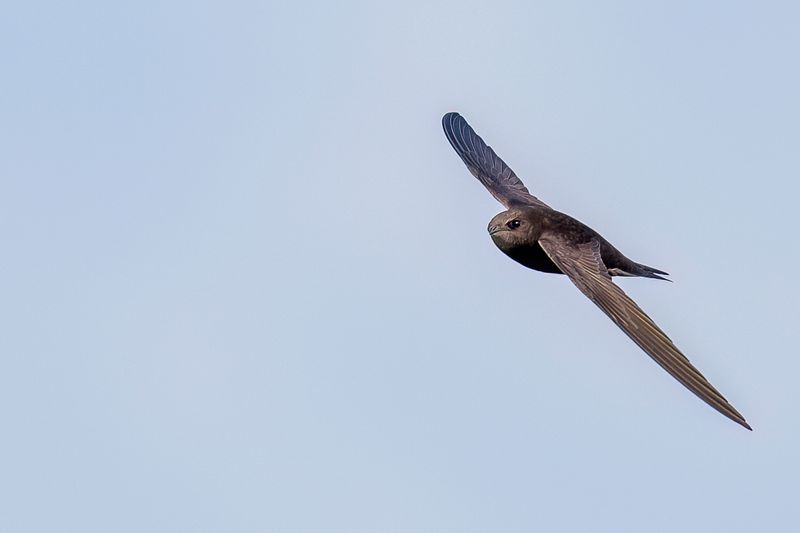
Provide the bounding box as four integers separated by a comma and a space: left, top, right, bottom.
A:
442, 112, 751, 430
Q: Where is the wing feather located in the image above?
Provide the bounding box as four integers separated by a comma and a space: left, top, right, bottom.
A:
442, 112, 549, 209
538, 237, 751, 430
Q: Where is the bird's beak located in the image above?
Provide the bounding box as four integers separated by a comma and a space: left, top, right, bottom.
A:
488, 224, 502, 235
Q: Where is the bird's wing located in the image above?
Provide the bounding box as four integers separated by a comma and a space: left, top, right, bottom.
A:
442, 112, 550, 209
538, 236, 751, 430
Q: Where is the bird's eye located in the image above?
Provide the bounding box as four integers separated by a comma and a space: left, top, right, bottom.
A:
507, 219, 521, 229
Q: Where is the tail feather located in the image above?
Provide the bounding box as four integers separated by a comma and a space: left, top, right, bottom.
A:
609, 263, 671, 281
637, 263, 671, 282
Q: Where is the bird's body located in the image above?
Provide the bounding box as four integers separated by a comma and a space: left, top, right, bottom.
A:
442, 111, 751, 430
490, 206, 668, 280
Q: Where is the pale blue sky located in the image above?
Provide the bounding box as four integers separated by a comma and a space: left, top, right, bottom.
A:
2, 1, 799, 531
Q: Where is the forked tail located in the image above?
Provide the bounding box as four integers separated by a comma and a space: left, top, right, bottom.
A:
635, 262, 670, 281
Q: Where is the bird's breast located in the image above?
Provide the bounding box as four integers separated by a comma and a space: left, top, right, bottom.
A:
500, 241, 564, 274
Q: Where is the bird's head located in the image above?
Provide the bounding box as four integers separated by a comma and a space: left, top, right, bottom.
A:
487, 208, 539, 251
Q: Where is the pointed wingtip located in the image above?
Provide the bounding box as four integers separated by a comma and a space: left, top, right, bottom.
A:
727, 411, 752, 431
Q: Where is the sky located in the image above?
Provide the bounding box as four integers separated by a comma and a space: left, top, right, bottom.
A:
2, 1, 799, 531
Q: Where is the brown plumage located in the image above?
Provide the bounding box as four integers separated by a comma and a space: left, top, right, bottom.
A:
443, 111, 751, 430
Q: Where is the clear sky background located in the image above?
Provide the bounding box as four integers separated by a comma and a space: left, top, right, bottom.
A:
2, 1, 798, 531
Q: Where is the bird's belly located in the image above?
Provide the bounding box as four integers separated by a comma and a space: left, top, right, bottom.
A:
502, 242, 564, 274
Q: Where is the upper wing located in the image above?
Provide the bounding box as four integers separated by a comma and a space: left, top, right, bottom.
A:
538, 236, 751, 430
442, 112, 549, 209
